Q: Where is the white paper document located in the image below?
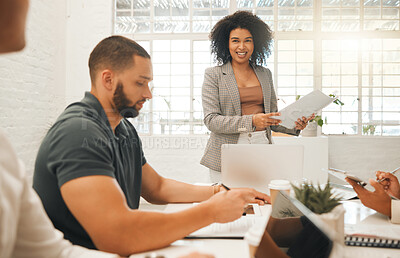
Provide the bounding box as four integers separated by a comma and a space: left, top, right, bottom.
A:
272, 90, 334, 129
187, 204, 267, 238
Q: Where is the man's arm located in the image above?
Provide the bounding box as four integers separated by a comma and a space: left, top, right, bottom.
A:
140, 163, 213, 203
60, 175, 266, 256
140, 163, 270, 205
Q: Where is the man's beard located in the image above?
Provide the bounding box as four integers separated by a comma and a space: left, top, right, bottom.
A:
113, 82, 142, 118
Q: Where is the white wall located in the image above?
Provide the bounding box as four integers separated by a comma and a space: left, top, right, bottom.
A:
0, 0, 113, 176
142, 135, 400, 185
65, 0, 113, 104
0, 0, 67, 175
329, 136, 400, 180
141, 136, 210, 184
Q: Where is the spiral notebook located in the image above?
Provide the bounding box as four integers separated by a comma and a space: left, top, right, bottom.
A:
345, 234, 400, 249
345, 224, 400, 249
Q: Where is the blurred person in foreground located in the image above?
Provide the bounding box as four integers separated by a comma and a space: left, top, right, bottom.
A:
0, 0, 118, 257
347, 171, 400, 223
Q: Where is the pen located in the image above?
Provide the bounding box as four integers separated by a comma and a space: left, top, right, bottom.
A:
221, 183, 269, 204
328, 167, 347, 174
220, 183, 248, 216
377, 166, 400, 183
221, 183, 231, 191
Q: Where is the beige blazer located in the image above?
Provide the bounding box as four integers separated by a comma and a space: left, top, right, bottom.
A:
200, 62, 299, 172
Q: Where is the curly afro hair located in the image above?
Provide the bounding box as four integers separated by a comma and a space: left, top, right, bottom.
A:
209, 11, 273, 66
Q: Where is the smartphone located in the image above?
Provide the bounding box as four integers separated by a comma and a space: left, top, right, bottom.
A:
327, 168, 367, 187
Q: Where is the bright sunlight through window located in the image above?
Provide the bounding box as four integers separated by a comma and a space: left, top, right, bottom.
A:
114, 0, 400, 136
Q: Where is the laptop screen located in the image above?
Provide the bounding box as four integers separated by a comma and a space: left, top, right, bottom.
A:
221, 144, 304, 194
255, 191, 333, 258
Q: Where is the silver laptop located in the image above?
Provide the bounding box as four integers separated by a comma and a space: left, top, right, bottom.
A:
221, 144, 304, 194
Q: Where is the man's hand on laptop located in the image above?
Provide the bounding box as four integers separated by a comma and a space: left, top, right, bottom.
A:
205, 188, 270, 223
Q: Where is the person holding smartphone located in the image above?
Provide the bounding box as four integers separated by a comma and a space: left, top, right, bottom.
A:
346, 171, 400, 223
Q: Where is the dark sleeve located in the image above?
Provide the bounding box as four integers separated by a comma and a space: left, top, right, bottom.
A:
139, 137, 147, 166
47, 118, 115, 188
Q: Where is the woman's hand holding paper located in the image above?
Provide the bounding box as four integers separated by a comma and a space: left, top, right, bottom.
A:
294, 113, 315, 130
252, 112, 281, 129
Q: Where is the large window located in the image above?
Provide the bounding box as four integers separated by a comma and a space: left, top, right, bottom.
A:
276, 40, 314, 103
114, 0, 400, 136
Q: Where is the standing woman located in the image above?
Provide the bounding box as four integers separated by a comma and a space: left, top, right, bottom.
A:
200, 11, 313, 182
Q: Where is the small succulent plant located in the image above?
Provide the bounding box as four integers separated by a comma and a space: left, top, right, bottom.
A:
292, 182, 342, 214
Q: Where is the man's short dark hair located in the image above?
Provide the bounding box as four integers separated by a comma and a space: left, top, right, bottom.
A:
88, 35, 150, 84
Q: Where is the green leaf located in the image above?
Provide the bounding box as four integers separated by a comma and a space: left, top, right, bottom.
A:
292, 181, 342, 214
333, 99, 344, 106
329, 94, 344, 106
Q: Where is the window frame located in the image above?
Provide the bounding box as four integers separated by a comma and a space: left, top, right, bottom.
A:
114, 0, 400, 136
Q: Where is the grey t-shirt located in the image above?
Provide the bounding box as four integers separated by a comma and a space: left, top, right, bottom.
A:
33, 92, 146, 249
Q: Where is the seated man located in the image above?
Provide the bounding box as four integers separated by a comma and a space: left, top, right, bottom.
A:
0, 0, 117, 257
33, 35, 270, 256
346, 171, 400, 223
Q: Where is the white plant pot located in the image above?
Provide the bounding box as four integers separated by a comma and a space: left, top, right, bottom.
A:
301, 121, 318, 137
317, 204, 345, 257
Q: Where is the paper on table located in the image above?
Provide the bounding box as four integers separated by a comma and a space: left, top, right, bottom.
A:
271, 90, 334, 129
346, 224, 400, 240
187, 204, 266, 238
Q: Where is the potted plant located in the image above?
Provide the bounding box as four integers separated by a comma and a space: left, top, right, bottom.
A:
292, 181, 341, 214
292, 181, 345, 254
363, 124, 376, 135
